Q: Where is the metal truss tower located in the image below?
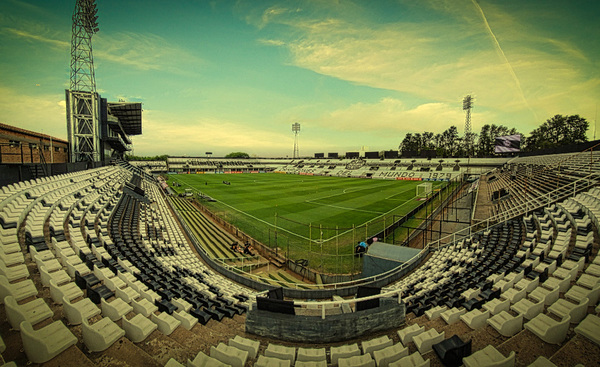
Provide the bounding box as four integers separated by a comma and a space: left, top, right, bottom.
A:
463, 95, 474, 156
292, 123, 300, 159
66, 0, 100, 162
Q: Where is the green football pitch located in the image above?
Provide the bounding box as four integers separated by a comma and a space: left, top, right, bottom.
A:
167, 173, 447, 273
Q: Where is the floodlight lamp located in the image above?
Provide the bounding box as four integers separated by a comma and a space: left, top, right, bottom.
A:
292, 122, 300, 133
462, 95, 473, 110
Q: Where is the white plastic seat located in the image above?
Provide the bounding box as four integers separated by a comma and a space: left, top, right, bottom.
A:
39, 266, 70, 288
330, 343, 360, 365
19, 320, 77, 364
362, 335, 393, 357
0, 251, 24, 267
524, 314, 570, 344
101, 297, 133, 321
389, 351, 430, 367
462, 344, 515, 367
514, 277, 538, 293
413, 328, 444, 354
62, 296, 101, 325
297, 347, 326, 363
65, 259, 90, 278
487, 311, 523, 337
131, 297, 158, 317
483, 297, 510, 315
441, 307, 466, 324
397, 323, 425, 345
173, 310, 198, 331
574, 314, 600, 346
48, 279, 82, 304
576, 274, 600, 289
115, 286, 139, 304
265, 343, 296, 365
123, 314, 157, 343
229, 335, 260, 360
501, 287, 526, 304
565, 283, 600, 305
529, 285, 559, 305
542, 275, 571, 293
34, 256, 61, 273
0, 261, 29, 282
425, 305, 447, 321
528, 356, 557, 367
255, 355, 292, 367
187, 350, 230, 367
4, 296, 53, 330
82, 317, 125, 352
338, 354, 375, 367
104, 276, 126, 292
151, 312, 181, 335
0, 276, 38, 303
171, 297, 193, 312
210, 342, 248, 367
460, 308, 490, 330
373, 342, 408, 367
548, 297, 589, 324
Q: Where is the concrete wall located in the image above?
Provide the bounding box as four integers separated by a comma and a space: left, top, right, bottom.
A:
245, 297, 405, 343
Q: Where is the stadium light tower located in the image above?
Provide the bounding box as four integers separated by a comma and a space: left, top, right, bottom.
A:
292, 122, 300, 159
66, 0, 101, 162
463, 95, 474, 156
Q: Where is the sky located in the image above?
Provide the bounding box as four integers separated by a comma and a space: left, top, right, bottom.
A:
1, 0, 599, 158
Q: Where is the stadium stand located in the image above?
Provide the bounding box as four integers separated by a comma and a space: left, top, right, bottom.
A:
0, 149, 599, 365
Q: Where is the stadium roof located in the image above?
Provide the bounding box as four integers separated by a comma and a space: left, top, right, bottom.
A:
107, 102, 142, 136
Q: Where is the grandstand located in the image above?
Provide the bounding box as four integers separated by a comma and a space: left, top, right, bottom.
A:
0, 142, 599, 365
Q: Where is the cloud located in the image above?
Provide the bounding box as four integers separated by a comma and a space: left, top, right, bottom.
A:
319, 98, 476, 135
0, 86, 67, 139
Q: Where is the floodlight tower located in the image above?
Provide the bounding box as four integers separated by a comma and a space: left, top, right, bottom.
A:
66, 0, 100, 162
463, 95, 474, 156
292, 122, 300, 159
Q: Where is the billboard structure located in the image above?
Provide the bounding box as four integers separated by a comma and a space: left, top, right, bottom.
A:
494, 134, 521, 154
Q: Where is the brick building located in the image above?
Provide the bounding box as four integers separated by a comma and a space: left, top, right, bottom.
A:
0, 123, 69, 164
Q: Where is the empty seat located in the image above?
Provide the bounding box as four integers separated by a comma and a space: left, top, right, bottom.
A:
229, 335, 260, 360
510, 298, 544, 320
39, 266, 70, 288
462, 344, 515, 367
414, 328, 445, 354
172, 310, 198, 331
501, 287, 526, 304
115, 286, 139, 304
62, 296, 101, 325
528, 356, 557, 367
295, 361, 327, 367
460, 309, 490, 330
483, 297, 510, 315
373, 342, 408, 367
338, 354, 375, 367
487, 311, 523, 337
331, 343, 360, 365
265, 343, 296, 365
151, 312, 181, 335
425, 305, 447, 321
397, 323, 425, 345
548, 297, 589, 324
82, 317, 125, 352
362, 335, 393, 357
131, 297, 158, 317
4, 296, 53, 330
441, 307, 466, 325
123, 314, 157, 343
0, 261, 29, 282
101, 297, 133, 321
210, 342, 248, 367
255, 355, 292, 367
529, 286, 560, 306
524, 314, 570, 344
432, 335, 471, 367
0, 276, 37, 303
19, 320, 77, 363
389, 351, 429, 367
49, 279, 82, 304
565, 283, 600, 305
187, 350, 230, 367
574, 314, 600, 346
543, 274, 572, 293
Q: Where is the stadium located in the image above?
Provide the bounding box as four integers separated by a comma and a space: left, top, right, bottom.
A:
1, 1, 600, 367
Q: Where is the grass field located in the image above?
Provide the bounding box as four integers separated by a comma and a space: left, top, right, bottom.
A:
167, 173, 448, 273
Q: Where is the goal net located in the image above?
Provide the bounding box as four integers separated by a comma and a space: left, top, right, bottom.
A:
416, 182, 433, 197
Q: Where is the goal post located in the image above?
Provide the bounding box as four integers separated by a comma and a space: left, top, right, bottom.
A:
416, 182, 432, 197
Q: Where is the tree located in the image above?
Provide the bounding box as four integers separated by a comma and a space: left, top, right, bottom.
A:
524, 114, 589, 151
225, 152, 250, 158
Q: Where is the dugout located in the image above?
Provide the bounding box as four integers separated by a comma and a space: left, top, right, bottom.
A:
362, 242, 422, 278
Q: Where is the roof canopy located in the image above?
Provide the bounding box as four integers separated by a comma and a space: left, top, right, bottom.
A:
107, 102, 142, 135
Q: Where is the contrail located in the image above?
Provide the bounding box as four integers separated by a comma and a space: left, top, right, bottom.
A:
471, 0, 538, 121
